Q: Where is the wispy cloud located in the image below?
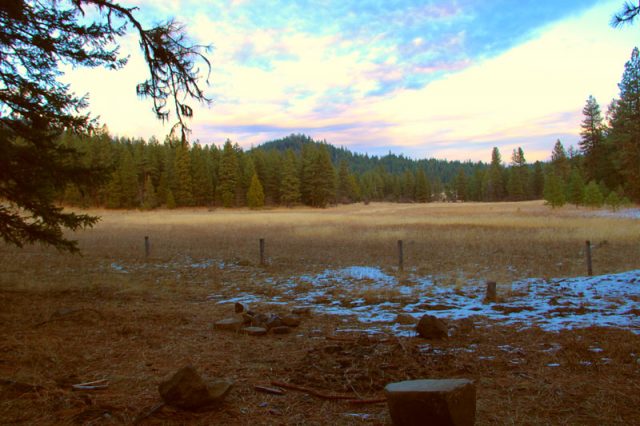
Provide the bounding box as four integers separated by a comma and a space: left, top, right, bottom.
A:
64, 0, 637, 161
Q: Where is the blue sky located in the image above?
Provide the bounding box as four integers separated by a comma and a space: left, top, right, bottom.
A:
66, 0, 639, 162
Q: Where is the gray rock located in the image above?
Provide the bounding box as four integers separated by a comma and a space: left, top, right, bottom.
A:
291, 306, 311, 316
214, 317, 243, 332
395, 313, 417, 325
251, 313, 269, 327
385, 379, 475, 426
242, 326, 267, 336
241, 312, 254, 325
264, 313, 282, 330
271, 326, 291, 334
280, 314, 301, 327
416, 315, 448, 339
159, 366, 232, 410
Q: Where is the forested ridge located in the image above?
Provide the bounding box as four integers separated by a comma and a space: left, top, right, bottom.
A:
58, 46, 640, 211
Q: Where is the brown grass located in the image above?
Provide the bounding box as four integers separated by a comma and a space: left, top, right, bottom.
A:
0, 201, 639, 424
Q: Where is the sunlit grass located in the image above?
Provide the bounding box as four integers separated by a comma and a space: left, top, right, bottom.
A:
1, 201, 639, 287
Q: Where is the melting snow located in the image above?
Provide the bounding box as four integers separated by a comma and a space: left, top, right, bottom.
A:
216, 266, 640, 335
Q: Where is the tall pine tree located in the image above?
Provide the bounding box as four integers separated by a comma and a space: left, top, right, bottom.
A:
609, 47, 640, 201
219, 140, 239, 207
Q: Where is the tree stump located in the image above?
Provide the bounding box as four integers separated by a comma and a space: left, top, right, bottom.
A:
385, 379, 476, 426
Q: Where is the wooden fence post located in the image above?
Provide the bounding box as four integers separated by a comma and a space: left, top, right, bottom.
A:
585, 240, 593, 276
398, 240, 404, 272
485, 281, 497, 302
259, 238, 265, 266
144, 236, 150, 258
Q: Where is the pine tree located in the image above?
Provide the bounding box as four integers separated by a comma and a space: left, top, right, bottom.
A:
507, 147, 528, 201
609, 47, 640, 201
142, 175, 158, 210
246, 173, 265, 209
453, 169, 467, 201
605, 190, 623, 211
191, 144, 213, 206
415, 169, 431, 202
219, 140, 239, 207
299, 144, 317, 205
166, 189, 177, 209
544, 173, 566, 208
485, 147, 505, 201
566, 168, 585, 206
531, 161, 545, 199
173, 143, 194, 206
280, 150, 301, 206
583, 181, 604, 208
119, 148, 139, 208
550, 140, 570, 181
106, 170, 123, 209
308, 146, 336, 207
337, 160, 353, 203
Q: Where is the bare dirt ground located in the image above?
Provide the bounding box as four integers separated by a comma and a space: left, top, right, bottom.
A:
1, 201, 639, 425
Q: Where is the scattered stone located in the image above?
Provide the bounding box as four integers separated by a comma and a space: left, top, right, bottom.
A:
242, 326, 268, 336
291, 307, 312, 316
394, 313, 417, 325
251, 313, 269, 327
281, 314, 301, 327
158, 366, 232, 410
234, 302, 246, 313
385, 379, 475, 426
451, 318, 475, 336
214, 317, 243, 332
241, 312, 254, 325
264, 314, 283, 330
271, 326, 291, 335
416, 315, 448, 339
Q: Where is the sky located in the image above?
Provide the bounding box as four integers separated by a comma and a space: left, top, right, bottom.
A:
64, 0, 640, 162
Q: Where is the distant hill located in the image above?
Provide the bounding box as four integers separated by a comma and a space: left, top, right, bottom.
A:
253, 133, 486, 184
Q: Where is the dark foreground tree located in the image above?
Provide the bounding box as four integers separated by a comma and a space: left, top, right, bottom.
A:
0, 0, 210, 252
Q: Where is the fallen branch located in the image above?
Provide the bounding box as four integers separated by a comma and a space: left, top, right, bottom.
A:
72, 379, 109, 391
133, 402, 166, 425
254, 385, 286, 395
34, 308, 103, 327
346, 397, 387, 405
271, 380, 353, 400
271, 380, 386, 404
0, 379, 43, 393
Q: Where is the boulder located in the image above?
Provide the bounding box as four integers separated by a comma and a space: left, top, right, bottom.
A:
385, 379, 475, 426
291, 306, 312, 316
158, 366, 232, 410
214, 317, 243, 332
234, 302, 247, 313
241, 312, 254, 325
271, 326, 291, 334
242, 326, 268, 336
251, 313, 269, 328
280, 314, 301, 327
395, 313, 417, 325
264, 314, 283, 330
416, 315, 448, 339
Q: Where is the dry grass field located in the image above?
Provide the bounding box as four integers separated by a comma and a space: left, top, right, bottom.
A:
1, 201, 639, 424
